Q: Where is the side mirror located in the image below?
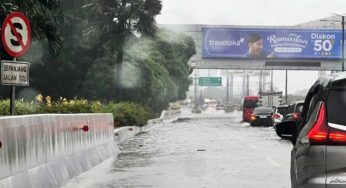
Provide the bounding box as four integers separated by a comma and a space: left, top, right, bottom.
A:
275, 121, 298, 145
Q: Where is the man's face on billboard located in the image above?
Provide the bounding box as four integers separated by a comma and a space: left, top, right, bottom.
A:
249, 39, 263, 57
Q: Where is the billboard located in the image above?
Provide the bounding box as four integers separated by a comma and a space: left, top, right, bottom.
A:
202, 28, 343, 59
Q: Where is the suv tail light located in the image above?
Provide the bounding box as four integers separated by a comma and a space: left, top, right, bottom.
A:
292, 113, 300, 120
329, 129, 346, 143
307, 103, 328, 144
307, 102, 346, 145
272, 114, 280, 119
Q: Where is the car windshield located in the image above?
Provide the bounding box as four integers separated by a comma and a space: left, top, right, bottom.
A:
327, 90, 346, 125
254, 107, 272, 114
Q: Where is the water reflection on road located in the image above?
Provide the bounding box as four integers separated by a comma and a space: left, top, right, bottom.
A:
63, 107, 292, 188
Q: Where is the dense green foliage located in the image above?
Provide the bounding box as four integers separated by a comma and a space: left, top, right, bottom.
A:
0, 98, 151, 127
0, 0, 196, 115
0, 99, 37, 115
101, 102, 152, 127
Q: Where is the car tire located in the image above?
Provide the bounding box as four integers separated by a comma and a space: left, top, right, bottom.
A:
274, 127, 284, 138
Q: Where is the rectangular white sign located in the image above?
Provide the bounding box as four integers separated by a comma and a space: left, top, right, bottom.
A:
1, 60, 30, 86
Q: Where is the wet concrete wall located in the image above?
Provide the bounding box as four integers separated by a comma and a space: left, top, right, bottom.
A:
114, 111, 181, 143
160, 110, 181, 120
0, 113, 118, 188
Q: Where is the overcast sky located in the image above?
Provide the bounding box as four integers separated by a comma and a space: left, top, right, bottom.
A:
156, 0, 346, 95
157, 0, 346, 26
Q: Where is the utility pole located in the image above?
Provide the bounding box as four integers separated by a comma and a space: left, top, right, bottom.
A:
270, 70, 274, 107
263, 72, 267, 92
230, 75, 234, 103
226, 77, 229, 105
194, 73, 197, 110
271, 70, 274, 92
246, 74, 250, 96
259, 70, 263, 92
242, 73, 246, 98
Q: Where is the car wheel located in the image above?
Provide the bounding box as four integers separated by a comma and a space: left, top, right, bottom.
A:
275, 127, 284, 138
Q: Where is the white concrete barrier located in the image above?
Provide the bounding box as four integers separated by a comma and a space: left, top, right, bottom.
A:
114, 110, 181, 143
0, 113, 117, 188
160, 109, 181, 120
114, 126, 141, 142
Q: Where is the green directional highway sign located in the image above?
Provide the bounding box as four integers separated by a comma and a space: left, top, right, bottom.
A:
198, 77, 222, 86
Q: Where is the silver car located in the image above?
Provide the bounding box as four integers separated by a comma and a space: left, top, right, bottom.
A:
276, 72, 346, 187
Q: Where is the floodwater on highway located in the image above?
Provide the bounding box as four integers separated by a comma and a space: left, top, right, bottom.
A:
63, 107, 292, 188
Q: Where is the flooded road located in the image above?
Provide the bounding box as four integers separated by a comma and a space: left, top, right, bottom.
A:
63, 108, 292, 188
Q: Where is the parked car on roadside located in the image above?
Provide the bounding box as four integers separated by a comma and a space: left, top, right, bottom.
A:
275, 72, 346, 187
272, 105, 288, 125
250, 106, 273, 127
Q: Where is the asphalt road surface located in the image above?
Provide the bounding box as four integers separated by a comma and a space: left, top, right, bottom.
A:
63, 107, 292, 188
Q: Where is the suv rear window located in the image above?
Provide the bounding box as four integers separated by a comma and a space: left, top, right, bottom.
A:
254, 107, 272, 114
276, 107, 287, 115
286, 104, 295, 114
327, 90, 346, 125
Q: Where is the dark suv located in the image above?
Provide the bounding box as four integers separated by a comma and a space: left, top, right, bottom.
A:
275, 101, 304, 138
282, 101, 304, 122
275, 72, 346, 187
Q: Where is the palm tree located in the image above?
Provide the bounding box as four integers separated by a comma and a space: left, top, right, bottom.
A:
83, 0, 162, 64
0, 0, 63, 57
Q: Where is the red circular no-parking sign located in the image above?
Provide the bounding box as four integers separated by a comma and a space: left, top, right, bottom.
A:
1, 12, 31, 58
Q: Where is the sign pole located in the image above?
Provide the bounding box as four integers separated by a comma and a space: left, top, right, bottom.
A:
1, 12, 32, 115
10, 58, 16, 115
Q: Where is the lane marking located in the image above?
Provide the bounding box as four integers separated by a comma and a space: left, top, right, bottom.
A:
265, 157, 281, 167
